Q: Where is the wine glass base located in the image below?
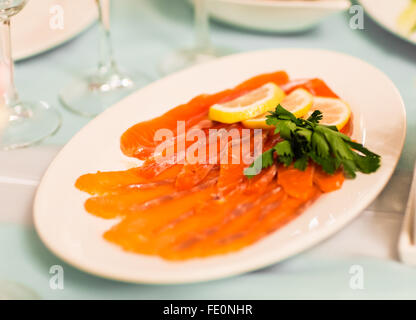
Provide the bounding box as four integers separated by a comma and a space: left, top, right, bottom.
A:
159, 47, 228, 76
0, 101, 61, 151
59, 68, 150, 117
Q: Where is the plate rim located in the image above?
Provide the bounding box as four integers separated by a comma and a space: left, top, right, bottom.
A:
33, 48, 406, 284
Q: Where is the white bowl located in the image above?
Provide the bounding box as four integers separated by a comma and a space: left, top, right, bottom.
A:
359, 0, 416, 45
207, 0, 351, 33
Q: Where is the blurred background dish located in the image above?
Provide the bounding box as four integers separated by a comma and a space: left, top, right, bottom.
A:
198, 0, 351, 33
359, 0, 416, 45
159, 0, 230, 75
11, 0, 98, 61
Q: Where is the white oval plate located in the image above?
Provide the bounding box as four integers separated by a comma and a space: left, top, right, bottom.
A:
12, 0, 99, 61
205, 0, 351, 33
34, 49, 406, 284
359, 0, 416, 45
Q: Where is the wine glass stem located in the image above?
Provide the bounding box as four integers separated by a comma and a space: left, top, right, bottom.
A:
96, 0, 116, 72
0, 19, 19, 108
194, 0, 211, 50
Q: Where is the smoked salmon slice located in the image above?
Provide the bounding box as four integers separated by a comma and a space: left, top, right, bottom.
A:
75, 168, 149, 196
84, 183, 175, 219
120, 71, 289, 160
277, 164, 318, 201
76, 71, 350, 261
313, 168, 345, 193
104, 183, 217, 254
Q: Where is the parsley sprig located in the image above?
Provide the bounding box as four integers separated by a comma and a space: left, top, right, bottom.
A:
244, 105, 381, 179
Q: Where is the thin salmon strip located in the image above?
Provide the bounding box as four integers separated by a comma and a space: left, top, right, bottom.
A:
120, 71, 289, 160
208, 187, 285, 247
175, 163, 215, 190
162, 190, 297, 260
104, 185, 216, 254
75, 164, 183, 196
203, 194, 315, 258
277, 164, 316, 201
217, 134, 254, 194
149, 164, 183, 181
281, 78, 339, 98
234, 71, 289, 93
166, 127, 226, 189
136, 157, 180, 179
313, 168, 345, 193
166, 186, 285, 260
84, 183, 175, 219
157, 178, 279, 260
134, 123, 226, 180
75, 168, 148, 195
217, 162, 247, 194
156, 187, 257, 259
246, 165, 277, 194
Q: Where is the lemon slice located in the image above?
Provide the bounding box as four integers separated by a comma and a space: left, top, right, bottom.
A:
209, 83, 285, 124
307, 96, 351, 131
397, 1, 416, 35
241, 88, 313, 129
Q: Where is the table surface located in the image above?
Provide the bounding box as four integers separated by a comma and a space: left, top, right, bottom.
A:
2, 0, 416, 299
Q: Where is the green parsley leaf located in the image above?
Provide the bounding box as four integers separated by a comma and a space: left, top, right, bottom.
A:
307, 110, 323, 124
244, 104, 381, 179
311, 131, 329, 157
294, 156, 308, 171
244, 148, 275, 179
274, 140, 294, 166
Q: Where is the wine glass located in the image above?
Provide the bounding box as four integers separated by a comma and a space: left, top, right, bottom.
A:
0, 0, 61, 150
59, 0, 150, 117
159, 0, 227, 75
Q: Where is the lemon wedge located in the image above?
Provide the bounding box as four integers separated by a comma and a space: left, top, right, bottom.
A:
242, 88, 313, 129
209, 83, 285, 124
397, 0, 416, 35
307, 96, 351, 131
